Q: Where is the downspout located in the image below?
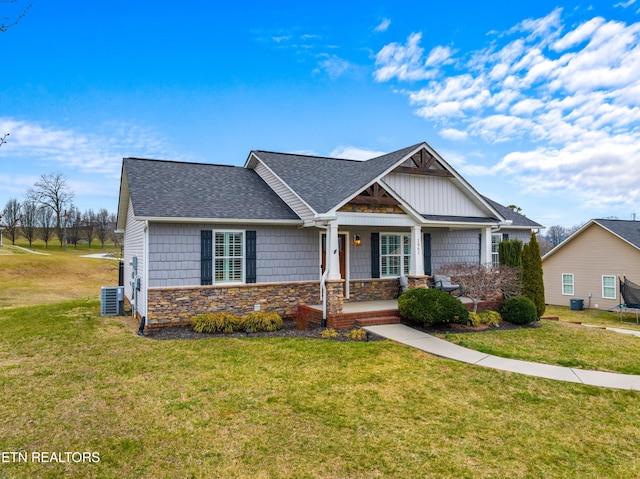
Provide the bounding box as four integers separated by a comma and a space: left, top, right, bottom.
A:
139, 220, 149, 336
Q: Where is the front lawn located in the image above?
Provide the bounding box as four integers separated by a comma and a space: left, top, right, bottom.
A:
441, 306, 640, 374
2, 300, 640, 478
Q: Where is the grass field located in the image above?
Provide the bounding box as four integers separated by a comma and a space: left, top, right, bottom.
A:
2, 240, 640, 478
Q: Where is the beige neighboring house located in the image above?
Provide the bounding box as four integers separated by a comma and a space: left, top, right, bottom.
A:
542, 219, 640, 311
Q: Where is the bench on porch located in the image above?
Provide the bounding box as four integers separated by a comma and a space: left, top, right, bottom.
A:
433, 275, 462, 295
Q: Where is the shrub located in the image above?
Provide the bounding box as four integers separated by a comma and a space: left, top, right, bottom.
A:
321, 328, 338, 339
468, 312, 482, 327
398, 288, 469, 326
522, 232, 546, 317
191, 312, 241, 333
345, 328, 367, 341
479, 310, 501, 327
240, 311, 283, 332
294, 309, 311, 330
499, 296, 537, 325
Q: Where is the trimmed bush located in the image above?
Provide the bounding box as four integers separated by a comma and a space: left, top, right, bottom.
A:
240, 311, 283, 332
191, 312, 241, 333
398, 288, 469, 326
499, 296, 537, 325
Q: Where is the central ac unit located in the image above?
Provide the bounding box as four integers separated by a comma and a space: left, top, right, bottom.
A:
101, 286, 124, 316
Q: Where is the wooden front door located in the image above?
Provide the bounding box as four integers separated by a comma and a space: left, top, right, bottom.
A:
321, 234, 346, 279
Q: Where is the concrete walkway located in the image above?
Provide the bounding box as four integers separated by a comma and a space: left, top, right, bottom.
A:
363, 323, 640, 391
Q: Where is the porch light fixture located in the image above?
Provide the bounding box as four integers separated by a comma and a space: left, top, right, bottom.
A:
353, 235, 361, 247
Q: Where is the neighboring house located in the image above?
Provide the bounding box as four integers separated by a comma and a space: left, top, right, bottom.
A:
542, 219, 640, 310
116, 141, 542, 329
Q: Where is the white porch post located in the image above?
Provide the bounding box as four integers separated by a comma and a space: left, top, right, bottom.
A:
327, 220, 341, 280
409, 225, 424, 276
480, 226, 492, 265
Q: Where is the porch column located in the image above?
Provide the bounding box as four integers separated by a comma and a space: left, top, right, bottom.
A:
480, 226, 492, 265
327, 220, 341, 280
409, 225, 424, 276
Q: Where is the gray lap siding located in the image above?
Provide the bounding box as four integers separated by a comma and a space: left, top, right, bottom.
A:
148, 223, 319, 287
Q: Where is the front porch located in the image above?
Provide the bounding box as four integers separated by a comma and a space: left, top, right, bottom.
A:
298, 300, 402, 329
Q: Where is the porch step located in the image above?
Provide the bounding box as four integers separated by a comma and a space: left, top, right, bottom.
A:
354, 316, 402, 327
296, 305, 402, 329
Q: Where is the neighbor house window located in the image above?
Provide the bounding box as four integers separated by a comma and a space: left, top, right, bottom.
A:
562, 274, 574, 295
380, 233, 410, 277
491, 234, 502, 267
215, 231, 244, 283
602, 275, 616, 299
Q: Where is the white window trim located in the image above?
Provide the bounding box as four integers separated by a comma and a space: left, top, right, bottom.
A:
214, 229, 245, 284
562, 273, 574, 296
491, 234, 502, 267
602, 275, 616, 300
380, 232, 411, 278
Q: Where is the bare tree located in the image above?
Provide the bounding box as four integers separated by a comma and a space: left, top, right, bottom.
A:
82, 209, 96, 248
20, 200, 38, 247
437, 263, 522, 313
2, 198, 21, 245
38, 206, 54, 248
0, 1, 33, 33
107, 212, 122, 248
28, 173, 75, 247
546, 225, 567, 247
0, 133, 8, 147
67, 206, 82, 248
95, 208, 110, 248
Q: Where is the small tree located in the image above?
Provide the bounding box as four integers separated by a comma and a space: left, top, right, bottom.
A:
38, 206, 54, 248
522, 232, 545, 317
438, 263, 522, 313
83, 209, 96, 248
95, 208, 110, 248
2, 198, 21, 245
21, 200, 38, 248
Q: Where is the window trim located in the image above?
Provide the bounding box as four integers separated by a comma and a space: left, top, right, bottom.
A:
491, 233, 502, 267
213, 229, 245, 284
380, 232, 411, 278
562, 273, 574, 296
602, 275, 616, 300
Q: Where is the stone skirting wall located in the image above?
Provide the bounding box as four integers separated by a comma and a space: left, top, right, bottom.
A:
146, 281, 321, 328
348, 278, 400, 302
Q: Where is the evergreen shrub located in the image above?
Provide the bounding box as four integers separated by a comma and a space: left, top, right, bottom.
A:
398, 288, 469, 326
499, 296, 537, 325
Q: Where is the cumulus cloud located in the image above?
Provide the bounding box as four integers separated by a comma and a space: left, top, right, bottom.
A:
372, 8, 640, 212
315, 54, 354, 79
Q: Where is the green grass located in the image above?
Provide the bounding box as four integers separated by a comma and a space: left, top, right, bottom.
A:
441, 306, 640, 374
2, 300, 640, 478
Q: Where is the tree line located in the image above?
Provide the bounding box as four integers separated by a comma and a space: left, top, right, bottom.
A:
1, 172, 121, 249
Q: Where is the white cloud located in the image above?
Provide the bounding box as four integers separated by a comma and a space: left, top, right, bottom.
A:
374, 18, 391, 33
329, 146, 387, 160
372, 8, 640, 213
315, 54, 353, 79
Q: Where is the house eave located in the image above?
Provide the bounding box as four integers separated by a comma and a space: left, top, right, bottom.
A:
135, 216, 304, 226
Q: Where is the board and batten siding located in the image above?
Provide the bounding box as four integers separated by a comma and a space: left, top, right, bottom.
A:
253, 162, 314, 222
543, 223, 640, 310
383, 173, 488, 217
123, 198, 147, 317
147, 223, 319, 287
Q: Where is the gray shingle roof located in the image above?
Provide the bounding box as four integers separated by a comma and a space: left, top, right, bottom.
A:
123, 158, 300, 221
253, 144, 421, 214
483, 196, 544, 229
595, 219, 640, 249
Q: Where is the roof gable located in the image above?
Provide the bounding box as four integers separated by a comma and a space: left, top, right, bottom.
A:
543, 219, 640, 261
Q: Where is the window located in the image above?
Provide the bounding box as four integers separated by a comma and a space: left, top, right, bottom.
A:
562, 274, 574, 295
491, 234, 502, 267
380, 233, 411, 277
215, 231, 244, 283
602, 275, 616, 299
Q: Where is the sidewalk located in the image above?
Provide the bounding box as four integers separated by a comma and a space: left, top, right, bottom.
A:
363, 323, 640, 391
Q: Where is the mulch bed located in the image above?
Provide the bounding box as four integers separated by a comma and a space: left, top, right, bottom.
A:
144, 318, 540, 341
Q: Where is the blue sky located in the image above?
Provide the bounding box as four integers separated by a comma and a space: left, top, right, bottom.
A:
1, 0, 639, 229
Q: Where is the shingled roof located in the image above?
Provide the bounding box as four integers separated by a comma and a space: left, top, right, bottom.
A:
483, 197, 544, 229
252, 144, 421, 214
122, 158, 300, 221
594, 219, 640, 249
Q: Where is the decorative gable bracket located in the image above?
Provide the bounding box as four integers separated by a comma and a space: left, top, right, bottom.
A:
393, 148, 454, 177
350, 183, 400, 205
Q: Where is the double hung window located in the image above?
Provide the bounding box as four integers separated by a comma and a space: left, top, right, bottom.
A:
381, 233, 410, 277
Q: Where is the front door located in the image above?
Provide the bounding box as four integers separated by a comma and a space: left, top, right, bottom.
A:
321, 234, 346, 279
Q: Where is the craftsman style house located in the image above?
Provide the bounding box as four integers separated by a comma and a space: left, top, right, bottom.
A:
116, 142, 542, 328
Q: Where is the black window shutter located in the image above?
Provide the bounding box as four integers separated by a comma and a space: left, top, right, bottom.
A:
201, 230, 212, 285
502, 233, 509, 241
246, 230, 257, 283
478, 233, 482, 264
423, 233, 432, 276
371, 232, 380, 278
